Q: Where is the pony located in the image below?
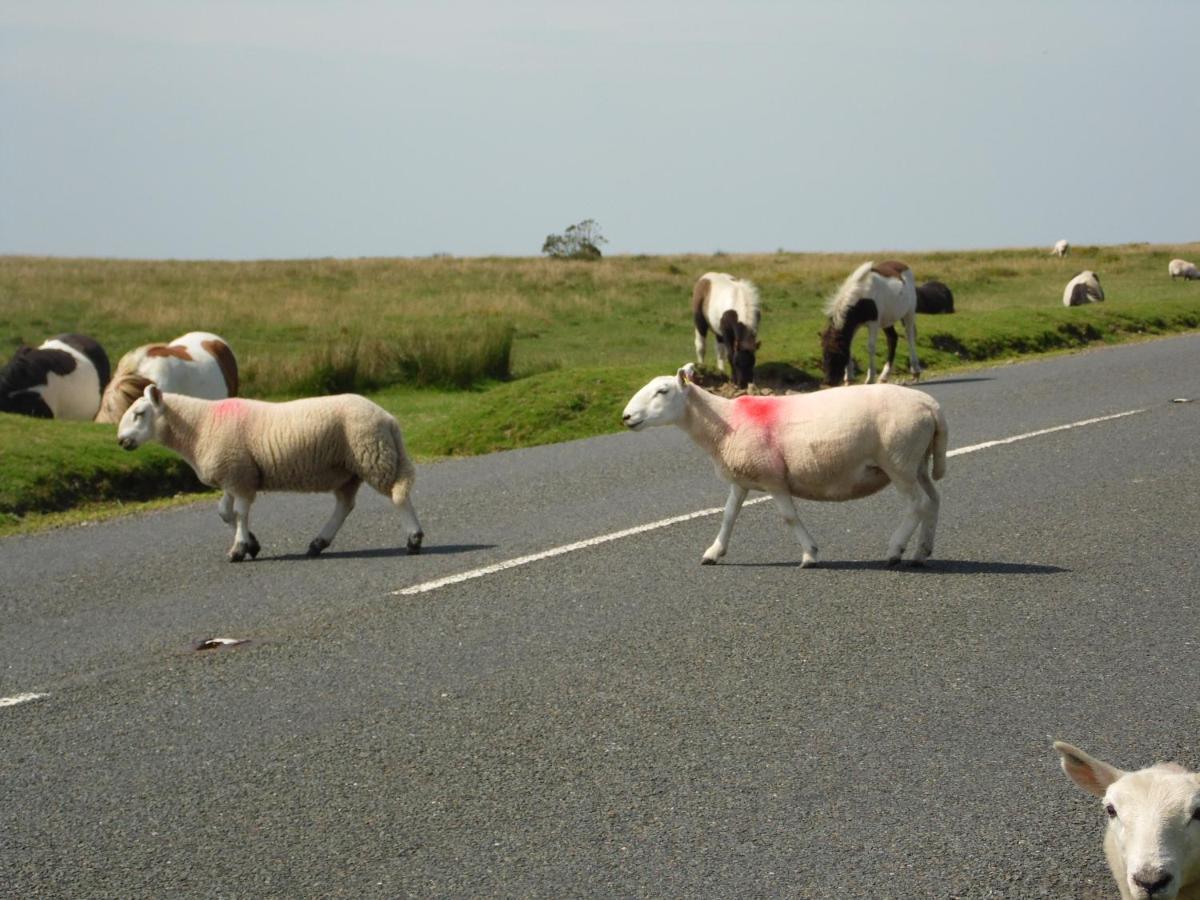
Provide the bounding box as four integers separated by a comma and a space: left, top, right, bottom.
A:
0, 334, 110, 419
821, 261, 920, 386
1169, 259, 1200, 280
691, 272, 761, 389
915, 280, 955, 314
1063, 271, 1105, 307
95, 331, 238, 423
1052, 239, 1070, 257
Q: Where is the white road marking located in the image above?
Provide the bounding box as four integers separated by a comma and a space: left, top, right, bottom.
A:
0, 692, 48, 708
395, 406, 1149, 596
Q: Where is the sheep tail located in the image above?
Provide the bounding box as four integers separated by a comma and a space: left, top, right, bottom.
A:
387, 417, 416, 506
929, 402, 949, 481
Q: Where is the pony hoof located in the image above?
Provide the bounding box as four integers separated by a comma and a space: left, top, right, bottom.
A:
406, 533, 423, 555
307, 538, 328, 557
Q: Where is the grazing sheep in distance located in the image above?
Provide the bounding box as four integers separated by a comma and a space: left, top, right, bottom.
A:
1063, 270, 1105, 307
117, 385, 423, 562
1169, 259, 1200, 280
96, 331, 238, 424
821, 260, 921, 386
915, 280, 955, 314
1054, 741, 1200, 900
0, 334, 110, 419
621, 364, 947, 567
1053, 239, 1070, 257
692, 272, 761, 389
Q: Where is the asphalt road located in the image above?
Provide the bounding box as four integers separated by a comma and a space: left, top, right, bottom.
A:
2, 335, 1199, 898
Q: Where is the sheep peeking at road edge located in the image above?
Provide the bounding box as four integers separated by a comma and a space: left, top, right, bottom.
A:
1054, 741, 1200, 900
621, 364, 947, 566
117, 385, 423, 562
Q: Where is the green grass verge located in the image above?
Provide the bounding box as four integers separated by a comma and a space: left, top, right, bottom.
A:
2, 242, 1199, 532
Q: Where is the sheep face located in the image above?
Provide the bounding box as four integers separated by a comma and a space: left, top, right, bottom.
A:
622, 368, 691, 430
1056, 741, 1200, 900
117, 384, 165, 450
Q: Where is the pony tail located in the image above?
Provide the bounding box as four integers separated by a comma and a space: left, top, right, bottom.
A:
824, 261, 877, 327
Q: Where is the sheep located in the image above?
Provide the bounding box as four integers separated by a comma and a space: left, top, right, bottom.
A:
116, 385, 423, 561
0, 334, 110, 419
1053, 239, 1071, 257
1054, 741, 1200, 900
96, 331, 238, 424
1064, 270, 1105, 307
1169, 259, 1200, 281
621, 364, 947, 566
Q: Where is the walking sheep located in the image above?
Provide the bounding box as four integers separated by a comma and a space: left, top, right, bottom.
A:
1169, 259, 1200, 280
116, 385, 423, 561
1054, 741, 1200, 900
1063, 271, 1105, 307
621, 364, 947, 566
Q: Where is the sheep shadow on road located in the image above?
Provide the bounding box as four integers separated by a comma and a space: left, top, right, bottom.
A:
263, 543, 496, 562
719, 559, 1067, 575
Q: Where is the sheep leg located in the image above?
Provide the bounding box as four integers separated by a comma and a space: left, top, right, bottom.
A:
702, 484, 748, 564
865, 322, 880, 383
228, 493, 258, 563
218, 491, 259, 558
769, 492, 819, 568
885, 475, 928, 565
395, 496, 424, 555
308, 477, 360, 557
913, 466, 941, 564
903, 313, 921, 377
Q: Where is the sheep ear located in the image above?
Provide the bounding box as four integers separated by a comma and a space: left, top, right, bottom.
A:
1054, 741, 1125, 797
677, 363, 697, 387
145, 383, 163, 410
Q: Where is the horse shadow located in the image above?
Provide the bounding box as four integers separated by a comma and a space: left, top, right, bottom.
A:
263, 543, 496, 562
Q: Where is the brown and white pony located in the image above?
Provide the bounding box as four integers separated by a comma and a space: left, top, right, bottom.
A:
96, 331, 238, 423
692, 272, 761, 389
821, 261, 920, 386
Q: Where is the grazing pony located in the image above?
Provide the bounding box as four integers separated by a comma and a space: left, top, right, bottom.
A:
915, 280, 955, 314
1053, 239, 1070, 257
692, 272, 761, 389
1063, 271, 1105, 307
0, 334, 110, 419
1169, 259, 1200, 280
95, 331, 238, 423
821, 261, 920, 386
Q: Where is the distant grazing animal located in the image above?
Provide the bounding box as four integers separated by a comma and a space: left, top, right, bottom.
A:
692, 272, 761, 389
1053, 239, 1070, 257
915, 280, 955, 314
95, 331, 238, 424
117, 386, 423, 562
821, 260, 921, 386
0, 334, 110, 419
1063, 270, 1105, 307
622, 364, 947, 567
1054, 741, 1200, 900
1169, 259, 1200, 281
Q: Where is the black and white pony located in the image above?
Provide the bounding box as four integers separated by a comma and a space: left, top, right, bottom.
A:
821, 261, 920, 386
692, 272, 761, 389
0, 334, 110, 419
915, 280, 955, 314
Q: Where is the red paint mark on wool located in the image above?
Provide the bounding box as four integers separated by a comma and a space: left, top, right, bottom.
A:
212, 398, 248, 422
731, 396, 781, 429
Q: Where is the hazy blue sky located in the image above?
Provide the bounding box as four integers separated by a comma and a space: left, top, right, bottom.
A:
2, 1, 1197, 259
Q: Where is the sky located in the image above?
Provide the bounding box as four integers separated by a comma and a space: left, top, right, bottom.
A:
2, 1, 1198, 260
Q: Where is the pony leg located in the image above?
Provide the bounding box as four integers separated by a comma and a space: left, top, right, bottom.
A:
218, 490, 259, 559
769, 492, 819, 567
865, 322, 880, 383
913, 466, 940, 563
228, 492, 258, 562
693, 309, 709, 365
903, 313, 921, 377
702, 484, 748, 564
880, 326, 898, 383
308, 477, 361, 557
715, 339, 729, 375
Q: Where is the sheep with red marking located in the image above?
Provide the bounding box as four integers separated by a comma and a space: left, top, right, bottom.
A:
622, 364, 947, 566
96, 331, 238, 424
116, 386, 423, 561
1055, 741, 1200, 900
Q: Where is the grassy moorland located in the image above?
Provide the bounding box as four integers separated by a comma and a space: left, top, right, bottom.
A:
1, 242, 1198, 532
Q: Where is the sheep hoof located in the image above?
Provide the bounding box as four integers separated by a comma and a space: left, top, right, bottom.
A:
228, 547, 247, 563
307, 538, 329, 558
800, 556, 818, 568
886, 556, 902, 567
700, 556, 718, 566
909, 558, 926, 568
406, 533, 423, 555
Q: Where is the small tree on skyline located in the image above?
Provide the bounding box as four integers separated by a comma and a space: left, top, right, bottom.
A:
542, 219, 607, 260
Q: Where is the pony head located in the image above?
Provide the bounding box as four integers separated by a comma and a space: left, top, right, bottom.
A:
820, 324, 851, 386
719, 310, 759, 389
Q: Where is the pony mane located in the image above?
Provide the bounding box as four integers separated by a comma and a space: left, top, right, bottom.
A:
735, 277, 761, 333
824, 261, 877, 328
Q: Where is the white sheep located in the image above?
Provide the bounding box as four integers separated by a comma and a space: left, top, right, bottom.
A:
1053, 239, 1071, 257
1169, 259, 1200, 280
1055, 741, 1200, 900
621, 365, 947, 566
117, 385, 423, 561
1064, 270, 1105, 307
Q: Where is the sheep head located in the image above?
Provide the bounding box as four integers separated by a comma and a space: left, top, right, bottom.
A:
1055, 741, 1200, 900
622, 365, 693, 431
117, 384, 165, 450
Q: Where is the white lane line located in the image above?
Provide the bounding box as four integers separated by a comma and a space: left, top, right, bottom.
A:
394, 406, 1148, 596
0, 692, 48, 708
